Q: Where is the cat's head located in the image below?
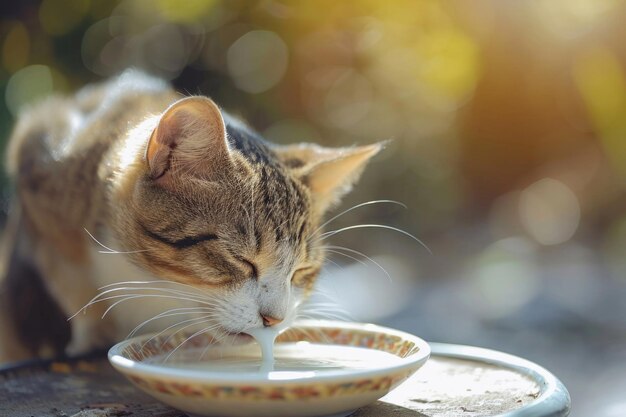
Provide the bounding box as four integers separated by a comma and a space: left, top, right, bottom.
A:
109, 96, 381, 336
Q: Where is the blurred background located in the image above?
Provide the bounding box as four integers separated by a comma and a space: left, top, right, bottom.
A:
1, 0, 626, 415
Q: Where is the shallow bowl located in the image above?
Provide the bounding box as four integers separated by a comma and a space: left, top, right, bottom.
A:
108, 320, 430, 417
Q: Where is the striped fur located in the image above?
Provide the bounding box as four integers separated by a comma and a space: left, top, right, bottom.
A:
0, 70, 380, 361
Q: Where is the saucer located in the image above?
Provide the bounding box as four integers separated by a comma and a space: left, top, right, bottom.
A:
108, 320, 430, 417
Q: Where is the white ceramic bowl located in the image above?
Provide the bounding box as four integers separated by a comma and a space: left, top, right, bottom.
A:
108, 320, 430, 417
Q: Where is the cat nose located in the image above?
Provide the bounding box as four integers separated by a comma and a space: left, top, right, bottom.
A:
261, 314, 283, 327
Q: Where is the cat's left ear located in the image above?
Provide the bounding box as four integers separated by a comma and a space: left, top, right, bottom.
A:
275, 142, 384, 212
146, 96, 231, 186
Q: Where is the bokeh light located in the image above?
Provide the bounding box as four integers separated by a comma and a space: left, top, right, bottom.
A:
519, 178, 581, 245
532, 0, 619, 38
573, 46, 626, 182
466, 237, 539, 319
227, 30, 288, 94
39, 0, 90, 36
604, 216, 626, 283
2, 21, 30, 73
6, 65, 54, 117
156, 0, 216, 23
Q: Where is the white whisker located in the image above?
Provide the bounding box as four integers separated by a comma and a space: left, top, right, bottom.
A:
325, 245, 393, 282
84, 228, 150, 254
199, 328, 229, 359
141, 316, 215, 351
324, 259, 344, 270
297, 311, 352, 321
164, 324, 220, 362
68, 293, 222, 321
97, 280, 211, 296
314, 200, 407, 235
319, 224, 431, 254
127, 307, 214, 338
162, 318, 219, 347
102, 294, 209, 319
90, 286, 218, 304
297, 305, 352, 319
324, 249, 368, 268
297, 295, 353, 322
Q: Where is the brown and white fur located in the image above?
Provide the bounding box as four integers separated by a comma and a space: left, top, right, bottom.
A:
0, 70, 381, 363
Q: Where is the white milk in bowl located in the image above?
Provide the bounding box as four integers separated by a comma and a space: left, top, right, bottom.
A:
148, 328, 403, 377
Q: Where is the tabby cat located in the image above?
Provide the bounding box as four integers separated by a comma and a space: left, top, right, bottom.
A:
0, 70, 381, 362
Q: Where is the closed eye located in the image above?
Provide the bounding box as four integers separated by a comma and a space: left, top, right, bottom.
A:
236, 257, 259, 280
141, 224, 218, 249
168, 234, 219, 249
291, 266, 318, 286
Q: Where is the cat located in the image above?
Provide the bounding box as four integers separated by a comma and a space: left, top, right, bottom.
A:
0, 70, 381, 363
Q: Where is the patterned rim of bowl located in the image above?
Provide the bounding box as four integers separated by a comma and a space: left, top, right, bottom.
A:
108, 320, 430, 386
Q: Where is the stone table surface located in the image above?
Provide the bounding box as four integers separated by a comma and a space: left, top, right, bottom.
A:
0, 344, 569, 417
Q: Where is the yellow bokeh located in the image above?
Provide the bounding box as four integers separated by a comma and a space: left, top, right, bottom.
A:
573, 46, 625, 129
532, 0, 619, 37
365, 0, 453, 29
2, 21, 30, 73
573, 46, 626, 180
413, 28, 481, 107
39, 0, 91, 35
156, 0, 217, 23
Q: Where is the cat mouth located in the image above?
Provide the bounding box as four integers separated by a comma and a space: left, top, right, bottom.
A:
222, 330, 254, 344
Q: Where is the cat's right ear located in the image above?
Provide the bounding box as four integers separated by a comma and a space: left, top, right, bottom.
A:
274, 142, 384, 212
146, 96, 231, 186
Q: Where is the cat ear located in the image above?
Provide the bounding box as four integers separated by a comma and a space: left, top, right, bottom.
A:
146, 96, 230, 185
275, 142, 384, 211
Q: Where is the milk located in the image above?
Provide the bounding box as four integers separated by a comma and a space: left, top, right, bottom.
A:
153, 340, 402, 376
246, 327, 278, 372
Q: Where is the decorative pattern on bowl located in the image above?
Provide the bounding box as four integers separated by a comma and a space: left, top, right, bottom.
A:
127, 370, 412, 401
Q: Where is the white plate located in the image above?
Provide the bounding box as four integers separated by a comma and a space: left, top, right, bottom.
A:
108, 320, 430, 417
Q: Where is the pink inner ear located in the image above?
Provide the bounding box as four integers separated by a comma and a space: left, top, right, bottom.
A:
299, 144, 382, 212
147, 114, 182, 179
